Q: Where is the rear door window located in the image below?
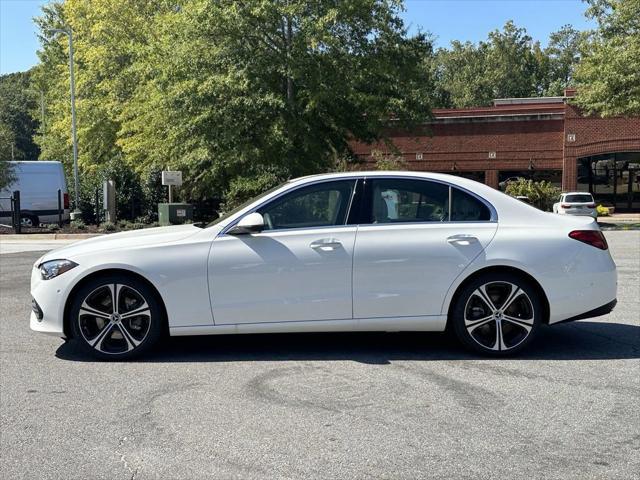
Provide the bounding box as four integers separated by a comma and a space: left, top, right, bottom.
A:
366, 178, 449, 223
451, 188, 491, 221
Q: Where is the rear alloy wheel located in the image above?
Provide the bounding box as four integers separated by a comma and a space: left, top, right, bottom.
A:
451, 273, 541, 356
70, 275, 163, 360
20, 214, 38, 227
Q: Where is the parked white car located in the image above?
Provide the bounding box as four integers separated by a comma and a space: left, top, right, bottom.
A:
31, 171, 617, 359
553, 192, 598, 219
0, 161, 70, 227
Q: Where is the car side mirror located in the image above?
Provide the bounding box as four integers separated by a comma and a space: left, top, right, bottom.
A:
229, 212, 264, 234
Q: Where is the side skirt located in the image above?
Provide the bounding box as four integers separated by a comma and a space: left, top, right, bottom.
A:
169, 315, 447, 337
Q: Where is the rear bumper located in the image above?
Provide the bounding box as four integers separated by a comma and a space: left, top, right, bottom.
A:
554, 299, 617, 324
557, 209, 598, 218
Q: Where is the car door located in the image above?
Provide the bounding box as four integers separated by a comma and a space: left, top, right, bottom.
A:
209, 179, 359, 325
352, 177, 498, 319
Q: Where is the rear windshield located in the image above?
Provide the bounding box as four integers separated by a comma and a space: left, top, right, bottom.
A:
565, 194, 593, 203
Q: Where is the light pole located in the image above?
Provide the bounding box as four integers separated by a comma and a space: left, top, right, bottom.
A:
50, 27, 81, 219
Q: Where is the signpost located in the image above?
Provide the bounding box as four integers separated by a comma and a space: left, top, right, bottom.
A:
103, 180, 116, 223
162, 170, 182, 203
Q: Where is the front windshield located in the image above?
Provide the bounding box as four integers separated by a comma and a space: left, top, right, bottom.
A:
206, 182, 288, 227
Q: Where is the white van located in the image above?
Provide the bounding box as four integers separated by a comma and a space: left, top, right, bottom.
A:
0, 161, 70, 227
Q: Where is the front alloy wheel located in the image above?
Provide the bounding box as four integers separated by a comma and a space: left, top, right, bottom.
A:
452, 274, 541, 355
70, 275, 163, 359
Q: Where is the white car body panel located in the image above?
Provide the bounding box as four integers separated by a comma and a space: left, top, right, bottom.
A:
30, 171, 617, 340
353, 222, 497, 318
209, 226, 356, 324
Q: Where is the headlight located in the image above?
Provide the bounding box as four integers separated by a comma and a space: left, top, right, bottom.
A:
39, 259, 78, 280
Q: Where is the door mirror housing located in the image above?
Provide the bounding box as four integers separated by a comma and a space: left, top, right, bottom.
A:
229, 212, 264, 234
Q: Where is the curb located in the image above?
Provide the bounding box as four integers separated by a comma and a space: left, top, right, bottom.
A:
0, 233, 104, 240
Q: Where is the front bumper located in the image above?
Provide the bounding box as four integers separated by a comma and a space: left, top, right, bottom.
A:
30, 264, 68, 337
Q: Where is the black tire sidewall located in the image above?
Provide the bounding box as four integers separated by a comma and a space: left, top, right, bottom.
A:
451, 272, 542, 356
70, 274, 164, 360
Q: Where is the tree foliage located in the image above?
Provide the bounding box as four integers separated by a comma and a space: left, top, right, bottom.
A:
505, 178, 561, 211
575, 0, 640, 116
0, 72, 41, 161
34, 0, 434, 207
436, 21, 545, 107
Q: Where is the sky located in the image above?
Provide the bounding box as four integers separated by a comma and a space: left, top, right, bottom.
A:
0, 0, 596, 75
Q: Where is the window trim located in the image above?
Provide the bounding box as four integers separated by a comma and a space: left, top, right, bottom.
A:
359, 175, 497, 225
220, 178, 361, 235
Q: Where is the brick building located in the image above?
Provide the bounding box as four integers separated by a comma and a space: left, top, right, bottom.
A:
350, 90, 640, 211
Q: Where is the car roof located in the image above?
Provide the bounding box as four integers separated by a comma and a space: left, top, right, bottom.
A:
290, 170, 477, 184
563, 191, 593, 196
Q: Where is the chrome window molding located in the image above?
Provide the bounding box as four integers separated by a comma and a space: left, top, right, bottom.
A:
220, 174, 498, 236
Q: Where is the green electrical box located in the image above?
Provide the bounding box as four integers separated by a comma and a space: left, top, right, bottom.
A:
158, 203, 194, 226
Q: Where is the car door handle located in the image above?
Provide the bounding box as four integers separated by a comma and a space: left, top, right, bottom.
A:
447, 234, 478, 244
310, 239, 342, 251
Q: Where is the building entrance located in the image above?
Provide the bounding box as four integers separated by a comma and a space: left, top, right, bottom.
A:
577, 152, 640, 212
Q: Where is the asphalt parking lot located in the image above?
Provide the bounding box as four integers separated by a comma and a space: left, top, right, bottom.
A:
1, 231, 639, 480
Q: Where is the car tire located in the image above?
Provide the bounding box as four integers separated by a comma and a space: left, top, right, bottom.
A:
69, 274, 164, 360
451, 272, 542, 356
20, 214, 39, 227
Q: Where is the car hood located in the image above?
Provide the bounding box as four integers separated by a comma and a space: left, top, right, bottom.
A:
38, 224, 202, 263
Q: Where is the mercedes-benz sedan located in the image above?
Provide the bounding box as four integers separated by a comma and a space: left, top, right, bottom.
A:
31, 172, 617, 359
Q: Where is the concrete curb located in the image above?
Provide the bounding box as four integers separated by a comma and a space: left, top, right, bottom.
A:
0, 233, 104, 240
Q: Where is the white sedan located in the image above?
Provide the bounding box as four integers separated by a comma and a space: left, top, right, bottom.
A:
553, 192, 598, 219
31, 172, 617, 359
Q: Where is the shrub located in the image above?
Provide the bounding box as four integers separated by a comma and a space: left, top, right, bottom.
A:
505, 179, 561, 211
596, 205, 609, 216
46, 223, 60, 232
100, 221, 117, 232
71, 219, 86, 230
372, 149, 408, 170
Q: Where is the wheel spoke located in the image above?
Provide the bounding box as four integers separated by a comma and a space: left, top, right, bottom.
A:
91, 322, 115, 349
79, 303, 111, 319
503, 315, 534, 330
120, 304, 150, 319
113, 284, 122, 314
495, 320, 506, 351
502, 286, 523, 312
465, 315, 494, 332
117, 324, 140, 352
474, 286, 498, 313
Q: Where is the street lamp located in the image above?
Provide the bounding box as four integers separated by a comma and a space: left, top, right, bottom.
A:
50, 27, 81, 219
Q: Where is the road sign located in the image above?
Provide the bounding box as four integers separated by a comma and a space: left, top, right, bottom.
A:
162, 171, 183, 186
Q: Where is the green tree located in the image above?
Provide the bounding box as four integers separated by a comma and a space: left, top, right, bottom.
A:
436, 41, 492, 107
34, 0, 433, 208
118, 0, 434, 203
575, 0, 640, 116
436, 21, 547, 107
0, 72, 41, 161
543, 25, 584, 96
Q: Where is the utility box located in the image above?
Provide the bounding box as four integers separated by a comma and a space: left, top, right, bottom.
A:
158, 203, 193, 226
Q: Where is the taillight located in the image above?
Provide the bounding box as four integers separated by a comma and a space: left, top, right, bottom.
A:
561, 203, 571, 208
587, 203, 596, 208
63, 193, 69, 209
569, 230, 608, 250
